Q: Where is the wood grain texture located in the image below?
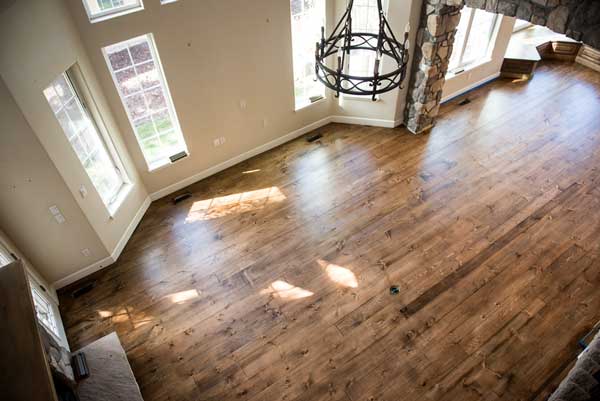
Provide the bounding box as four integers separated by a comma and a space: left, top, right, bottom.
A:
59, 61, 600, 401
1, 262, 58, 401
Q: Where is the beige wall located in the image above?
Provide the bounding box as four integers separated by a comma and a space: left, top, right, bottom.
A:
0, 0, 149, 285
0, 0, 424, 287
66, 0, 336, 196
442, 15, 515, 102
0, 77, 109, 284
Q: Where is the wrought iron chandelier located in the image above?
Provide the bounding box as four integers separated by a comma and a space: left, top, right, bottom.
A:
315, 0, 410, 101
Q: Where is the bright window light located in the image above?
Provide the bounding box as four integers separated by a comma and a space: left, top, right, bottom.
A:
347, 0, 388, 79
0, 243, 13, 268
44, 72, 127, 208
290, 0, 326, 110
31, 287, 59, 336
81, 0, 143, 22
103, 34, 188, 171
448, 7, 499, 74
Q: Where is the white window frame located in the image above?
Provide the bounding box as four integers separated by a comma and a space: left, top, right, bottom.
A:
448, 7, 499, 75
82, 0, 144, 23
343, 0, 388, 100
44, 70, 131, 213
0, 243, 14, 268
290, 0, 327, 111
103, 34, 188, 171
31, 286, 60, 337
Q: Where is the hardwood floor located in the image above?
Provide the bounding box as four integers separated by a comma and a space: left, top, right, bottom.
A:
59, 61, 600, 401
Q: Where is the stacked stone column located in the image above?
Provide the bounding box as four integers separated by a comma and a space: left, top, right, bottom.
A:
404, 0, 464, 134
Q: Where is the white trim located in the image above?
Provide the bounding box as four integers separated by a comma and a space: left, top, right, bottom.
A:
441, 72, 500, 104
331, 115, 401, 128
149, 116, 403, 201
111, 196, 151, 260
150, 117, 333, 200
52, 196, 151, 289
52, 255, 114, 290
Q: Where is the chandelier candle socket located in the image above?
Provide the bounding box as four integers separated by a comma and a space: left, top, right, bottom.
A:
315, 0, 411, 100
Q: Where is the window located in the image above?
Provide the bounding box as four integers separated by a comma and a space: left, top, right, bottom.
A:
0, 243, 13, 268
347, 0, 387, 79
290, 0, 326, 110
448, 7, 499, 73
44, 72, 128, 209
103, 34, 188, 170
31, 287, 59, 336
81, 0, 143, 22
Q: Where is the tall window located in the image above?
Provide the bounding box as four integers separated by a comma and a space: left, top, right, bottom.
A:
0, 243, 13, 268
31, 287, 59, 336
103, 34, 188, 170
448, 7, 499, 73
81, 0, 143, 22
291, 0, 326, 110
44, 72, 128, 209
348, 0, 387, 78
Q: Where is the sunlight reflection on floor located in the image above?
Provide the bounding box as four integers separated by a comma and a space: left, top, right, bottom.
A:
260, 280, 314, 300
185, 187, 286, 222
318, 260, 358, 288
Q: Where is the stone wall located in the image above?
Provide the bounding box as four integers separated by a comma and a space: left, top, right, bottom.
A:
404, 0, 600, 134
405, 0, 463, 134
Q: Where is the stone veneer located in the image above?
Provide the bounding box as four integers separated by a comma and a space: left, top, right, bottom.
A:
404, 0, 600, 134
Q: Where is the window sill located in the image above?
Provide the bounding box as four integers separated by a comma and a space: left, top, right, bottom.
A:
147, 151, 189, 173
445, 57, 493, 79
341, 94, 381, 102
89, 5, 145, 24
295, 97, 327, 112
107, 183, 133, 218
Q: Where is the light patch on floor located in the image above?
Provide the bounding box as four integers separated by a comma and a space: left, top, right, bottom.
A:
186, 187, 286, 222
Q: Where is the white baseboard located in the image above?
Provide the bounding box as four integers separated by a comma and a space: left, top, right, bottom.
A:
149, 115, 404, 201
53, 255, 114, 290
111, 196, 151, 260
441, 72, 501, 104
331, 115, 401, 128
149, 117, 333, 200
53, 196, 151, 289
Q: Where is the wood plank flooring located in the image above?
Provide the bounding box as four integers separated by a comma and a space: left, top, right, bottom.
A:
59, 61, 600, 401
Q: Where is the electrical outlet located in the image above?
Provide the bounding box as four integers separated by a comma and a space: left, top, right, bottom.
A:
239, 100, 247, 110
81, 248, 91, 257
263, 118, 269, 128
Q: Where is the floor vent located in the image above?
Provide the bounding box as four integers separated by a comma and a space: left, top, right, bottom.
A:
307, 133, 323, 143
173, 192, 192, 204
71, 281, 96, 298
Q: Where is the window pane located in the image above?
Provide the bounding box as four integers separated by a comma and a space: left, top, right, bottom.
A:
82, 0, 142, 22
462, 9, 496, 65
346, 0, 387, 80
0, 244, 12, 268
44, 73, 124, 207
291, 0, 326, 109
31, 288, 59, 336
104, 35, 187, 168
448, 7, 472, 71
